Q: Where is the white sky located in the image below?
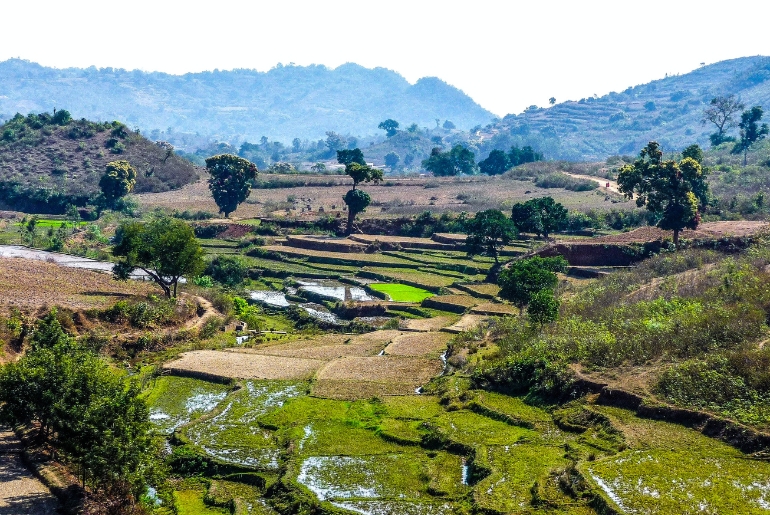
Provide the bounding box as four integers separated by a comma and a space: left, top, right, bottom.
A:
3, 0, 770, 117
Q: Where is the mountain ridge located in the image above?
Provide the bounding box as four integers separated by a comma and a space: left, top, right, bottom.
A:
0, 59, 494, 143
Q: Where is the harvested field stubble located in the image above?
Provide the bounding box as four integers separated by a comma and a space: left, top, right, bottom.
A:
316, 356, 442, 383
385, 332, 452, 357
164, 350, 324, 380
0, 257, 154, 311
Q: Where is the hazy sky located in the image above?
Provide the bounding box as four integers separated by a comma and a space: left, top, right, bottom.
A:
4, 0, 770, 117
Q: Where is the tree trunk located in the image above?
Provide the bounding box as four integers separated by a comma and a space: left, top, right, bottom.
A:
173, 279, 178, 298
673, 229, 679, 249
744, 149, 748, 166
346, 209, 355, 235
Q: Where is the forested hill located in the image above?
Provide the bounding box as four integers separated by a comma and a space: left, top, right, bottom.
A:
0, 59, 493, 143
482, 56, 770, 161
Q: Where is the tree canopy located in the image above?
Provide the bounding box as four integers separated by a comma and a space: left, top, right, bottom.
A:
99, 160, 136, 209
702, 95, 744, 146
378, 119, 399, 137
384, 151, 400, 169
732, 106, 769, 165
465, 209, 518, 263
337, 148, 366, 167
422, 144, 476, 176
478, 149, 510, 175
510, 197, 567, 238
112, 216, 205, 297
497, 256, 567, 308
0, 310, 154, 495
343, 189, 371, 235
205, 154, 258, 217
617, 141, 709, 247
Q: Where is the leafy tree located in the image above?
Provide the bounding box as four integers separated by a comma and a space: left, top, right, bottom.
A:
325, 131, 347, 153
509, 145, 543, 166
549, 97, 556, 105
527, 289, 560, 326
702, 95, 744, 146
343, 189, 371, 235
99, 160, 136, 209
52, 108, 72, 125
510, 197, 567, 238
732, 106, 769, 165
498, 256, 567, 308
112, 217, 205, 297
0, 311, 154, 495
422, 145, 476, 176
340, 149, 382, 234
292, 137, 302, 152
443, 120, 456, 130
378, 119, 400, 137
311, 162, 327, 173
205, 154, 258, 217
406, 123, 419, 133
465, 209, 518, 263
384, 151, 400, 169
337, 148, 366, 166
681, 143, 704, 163
206, 255, 247, 287
617, 141, 709, 247
478, 149, 511, 176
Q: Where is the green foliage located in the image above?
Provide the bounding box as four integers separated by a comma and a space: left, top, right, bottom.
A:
206, 255, 247, 287
703, 95, 743, 146
378, 119, 400, 137
205, 154, 258, 217
510, 196, 567, 238
113, 216, 205, 297
465, 209, 518, 262
100, 298, 176, 329
337, 148, 366, 166
618, 141, 709, 245
527, 289, 560, 326
507, 145, 543, 166
732, 106, 769, 164
99, 160, 137, 208
498, 256, 567, 307
384, 151, 400, 169
421, 144, 476, 176
344, 161, 383, 189
343, 188, 371, 223
0, 311, 155, 495
478, 149, 510, 175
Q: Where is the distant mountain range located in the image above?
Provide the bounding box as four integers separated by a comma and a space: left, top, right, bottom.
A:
0, 59, 494, 143
484, 56, 770, 160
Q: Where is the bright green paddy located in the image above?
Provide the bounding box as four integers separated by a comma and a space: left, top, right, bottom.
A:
369, 283, 434, 302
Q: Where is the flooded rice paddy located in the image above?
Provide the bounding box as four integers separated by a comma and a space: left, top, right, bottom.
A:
146, 375, 770, 514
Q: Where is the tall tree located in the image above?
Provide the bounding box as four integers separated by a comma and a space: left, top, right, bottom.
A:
99, 160, 136, 209
702, 95, 744, 146
498, 256, 567, 309
422, 145, 476, 176
478, 150, 511, 176
340, 149, 383, 234
384, 151, 400, 169
732, 106, 769, 165
112, 216, 205, 297
617, 141, 709, 247
378, 119, 400, 137
465, 210, 518, 263
205, 154, 258, 217
510, 197, 567, 239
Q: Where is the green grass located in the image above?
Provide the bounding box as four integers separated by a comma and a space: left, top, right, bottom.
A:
174, 490, 229, 515
369, 283, 434, 302
143, 376, 231, 435
585, 406, 770, 514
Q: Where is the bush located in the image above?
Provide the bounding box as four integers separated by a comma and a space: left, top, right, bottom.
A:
206, 256, 247, 287
534, 173, 598, 191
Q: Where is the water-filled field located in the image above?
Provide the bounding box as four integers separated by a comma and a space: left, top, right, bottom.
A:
146, 373, 770, 514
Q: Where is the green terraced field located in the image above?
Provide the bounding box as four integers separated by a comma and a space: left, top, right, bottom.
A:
369, 283, 435, 302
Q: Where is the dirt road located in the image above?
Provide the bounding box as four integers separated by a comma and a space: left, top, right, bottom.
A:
564, 173, 622, 195
0, 429, 60, 515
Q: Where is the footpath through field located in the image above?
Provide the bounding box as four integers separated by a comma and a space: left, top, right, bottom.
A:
0, 428, 60, 515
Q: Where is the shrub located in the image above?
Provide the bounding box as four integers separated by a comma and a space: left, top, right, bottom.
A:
206, 256, 247, 287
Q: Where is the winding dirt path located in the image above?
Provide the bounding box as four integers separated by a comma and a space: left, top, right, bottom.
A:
182, 294, 222, 330
564, 172, 622, 195
0, 429, 60, 515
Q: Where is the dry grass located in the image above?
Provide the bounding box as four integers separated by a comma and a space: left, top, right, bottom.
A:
0, 257, 154, 312
422, 294, 479, 313
135, 175, 634, 219
471, 303, 517, 316
591, 221, 769, 244
164, 350, 324, 380
311, 379, 422, 399
0, 430, 60, 514
443, 314, 489, 334
385, 332, 452, 357
315, 356, 442, 382
400, 316, 456, 332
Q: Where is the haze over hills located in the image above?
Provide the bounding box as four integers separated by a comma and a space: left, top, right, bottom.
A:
0, 59, 494, 144
486, 56, 770, 160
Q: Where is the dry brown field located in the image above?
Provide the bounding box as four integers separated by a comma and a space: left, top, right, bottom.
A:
164, 350, 325, 380
384, 332, 452, 357
0, 257, 154, 312
135, 175, 634, 219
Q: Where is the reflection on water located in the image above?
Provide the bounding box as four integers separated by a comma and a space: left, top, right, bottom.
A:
297, 280, 375, 302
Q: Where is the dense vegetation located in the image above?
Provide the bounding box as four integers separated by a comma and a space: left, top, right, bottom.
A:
0, 111, 199, 213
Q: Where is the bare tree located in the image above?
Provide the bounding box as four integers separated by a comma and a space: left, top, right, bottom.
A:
702, 95, 744, 146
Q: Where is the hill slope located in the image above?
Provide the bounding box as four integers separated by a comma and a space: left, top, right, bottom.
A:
0, 60, 494, 143
0, 112, 199, 212
482, 56, 770, 160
